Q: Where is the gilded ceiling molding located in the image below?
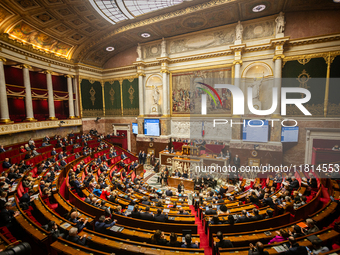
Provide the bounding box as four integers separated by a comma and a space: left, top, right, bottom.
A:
77, 0, 238, 60
287, 34, 340, 47
102, 65, 136, 73
0, 34, 74, 68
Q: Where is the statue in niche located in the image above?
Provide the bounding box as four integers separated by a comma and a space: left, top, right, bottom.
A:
161, 37, 167, 56
275, 12, 285, 34
152, 85, 160, 105
235, 21, 243, 41
250, 74, 264, 100
136, 43, 142, 60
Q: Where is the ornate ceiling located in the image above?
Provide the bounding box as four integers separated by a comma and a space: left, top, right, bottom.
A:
0, 0, 339, 68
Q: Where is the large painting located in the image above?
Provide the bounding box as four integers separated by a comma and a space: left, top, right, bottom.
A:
171, 67, 232, 115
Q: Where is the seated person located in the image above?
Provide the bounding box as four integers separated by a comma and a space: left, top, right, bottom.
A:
236, 210, 250, 223
332, 144, 340, 151
249, 242, 269, 255
19, 189, 35, 206
130, 205, 141, 219
311, 239, 329, 255
154, 208, 168, 222
205, 204, 217, 215
210, 215, 221, 225
250, 208, 263, 221
302, 218, 319, 234
268, 229, 289, 244
182, 171, 188, 179
69, 211, 88, 232
181, 234, 199, 248
150, 229, 167, 246
214, 231, 233, 251
285, 236, 308, 255
2, 158, 12, 169
165, 188, 173, 197
140, 206, 154, 221
167, 232, 181, 247
121, 152, 127, 160
178, 208, 189, 215
0, 202, 20, 229
94, 215, 117, 233
164, 145, 169, 152
289, 225, 305, 238
169, 146, 175, 154
66, 227, 87, 246
43, 221, 64, 240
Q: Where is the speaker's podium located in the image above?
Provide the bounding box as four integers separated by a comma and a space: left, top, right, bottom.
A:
182, 145, 199, 156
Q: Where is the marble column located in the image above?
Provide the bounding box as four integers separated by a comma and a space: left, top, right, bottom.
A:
66, 75, 75, 118
45, 70, 56, 120
0, 58, 12, 123
73, 77, 80, 117
273, 57, 282, 116
138, 74, 144, 116
22, 65, 36, 121
162, 71, 169, 115
234, 62, 241, 88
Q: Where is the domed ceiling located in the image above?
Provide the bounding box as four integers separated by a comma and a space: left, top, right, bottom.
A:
0, 0, 339, 68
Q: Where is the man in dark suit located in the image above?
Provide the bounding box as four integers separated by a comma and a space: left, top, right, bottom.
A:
141, 151, 146, 164
284, 237, 308, 255
0, 202, 20, 228
141, 196, 151, 205
0, 145, 5, 153
2, 158, 12, 169
60, 158, 67, 167
154, 160, 160, 173
121, 152, 127, 160
249, 208, 263, 221
66, 227, 87, 246
214, 231, 233, 251
19, 189, 35, 205
154, 208, 168, 222
205, 205, 217, 215
169, 147, 175, 154
177, 181, 184, 193
51, 148, 57, 156
94, 215, 116, 233
289, 176, 300, 190
165, 188, 173, 197
233, 155, 240, 169
248, 242, 269, 255
69, 212, 87, 232
262, 193, 275, 209
138, 151, 143, 164
140, 207, 154, 221
236, 210, 250, 223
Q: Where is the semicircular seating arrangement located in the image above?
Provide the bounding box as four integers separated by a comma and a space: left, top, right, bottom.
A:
1, 132, 340, 255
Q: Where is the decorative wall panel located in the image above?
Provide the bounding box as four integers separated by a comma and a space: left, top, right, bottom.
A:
104, 80, 122, 116
80, 79, 103, 117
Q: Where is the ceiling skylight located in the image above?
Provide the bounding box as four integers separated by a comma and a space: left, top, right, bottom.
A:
89, 0, 184, 25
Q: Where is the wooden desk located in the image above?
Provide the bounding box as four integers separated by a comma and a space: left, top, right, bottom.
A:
168, 177, 194, 191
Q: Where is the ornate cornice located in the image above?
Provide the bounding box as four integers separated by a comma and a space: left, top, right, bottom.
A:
0, 119, 82, 135
102, 65, 136, 74
0, 57, 6, 62
287, 34, 340, 47
169, 51, 232, 64
270, 37, 290, 46
0, 33, 74, 66
230, 44, 246, 52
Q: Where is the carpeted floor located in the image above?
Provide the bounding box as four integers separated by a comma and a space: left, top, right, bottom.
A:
190, 205, 212, 255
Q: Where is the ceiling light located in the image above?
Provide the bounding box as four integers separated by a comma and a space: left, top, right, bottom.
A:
252, 4, 266, 12
141, 33, 151, 38
106, 46, 114, 51
334, 0, 340, 3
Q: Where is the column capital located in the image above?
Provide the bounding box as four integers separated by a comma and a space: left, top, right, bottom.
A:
233, 60, 243, 66
43, 70, 53, 74
65, 74, 74, 79
138, 72, 146, 77
0, 57, 6, 62
273, 55, 285, 61
20, 64, 32, 69
160, 69, 170, 74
